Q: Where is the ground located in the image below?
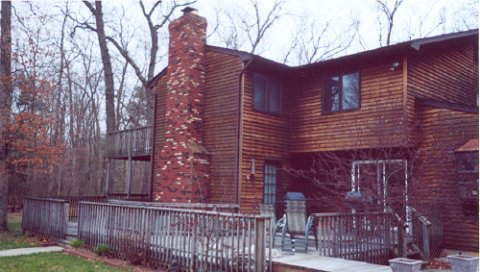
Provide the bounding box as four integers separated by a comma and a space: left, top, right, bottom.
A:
63, 247, 161, 272
0, 213, 162, 272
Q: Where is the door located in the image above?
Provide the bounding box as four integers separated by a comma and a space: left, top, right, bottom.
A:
263, 161, 284, 219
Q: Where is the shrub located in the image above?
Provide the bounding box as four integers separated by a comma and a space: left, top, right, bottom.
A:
94, 244, 111, 256
69, 239, 84, 248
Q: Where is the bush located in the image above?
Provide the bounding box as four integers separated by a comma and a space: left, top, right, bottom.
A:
94, 244, 111, 256
69, 239, 84, 248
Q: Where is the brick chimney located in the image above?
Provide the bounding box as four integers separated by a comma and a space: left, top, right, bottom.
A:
153, 7, 210, 203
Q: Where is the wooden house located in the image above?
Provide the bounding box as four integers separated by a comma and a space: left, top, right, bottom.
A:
148, 8, 478, 252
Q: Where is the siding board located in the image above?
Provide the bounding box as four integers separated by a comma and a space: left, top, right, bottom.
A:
415, 106, 478, 251
292, 63, 406, 153
204, 50, 243, 204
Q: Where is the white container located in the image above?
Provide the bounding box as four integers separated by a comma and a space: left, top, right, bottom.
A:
389, 258, 423, 272
448, 255, 479, 272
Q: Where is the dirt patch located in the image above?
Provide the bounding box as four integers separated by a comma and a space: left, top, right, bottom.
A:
63, 247, 163, 272
424, 259, 451, 270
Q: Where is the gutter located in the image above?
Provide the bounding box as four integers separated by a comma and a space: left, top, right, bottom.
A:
234, 57, 254, 205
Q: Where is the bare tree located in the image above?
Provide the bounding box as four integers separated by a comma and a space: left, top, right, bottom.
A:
376, 0, 404, 46
282, 17, 359, 65
82, 1, 116, 133
216, 0, 285, 54
0, 0, 12, 231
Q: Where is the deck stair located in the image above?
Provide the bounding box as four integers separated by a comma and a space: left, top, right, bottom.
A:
60, 221, 78, 244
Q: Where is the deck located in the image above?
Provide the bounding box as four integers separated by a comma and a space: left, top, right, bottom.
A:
272, 252, 391, 272
107, 126, 152, 160
22, 197, 438, 272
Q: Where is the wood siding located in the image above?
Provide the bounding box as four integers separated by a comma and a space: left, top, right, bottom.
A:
414, 106, 478, 251
152, 74, 167, 195
203, 50, 242, 204
408, 42, 478, 105
406, 40, 478, 145
239, 70, 291, 214
291, 62, 406, 153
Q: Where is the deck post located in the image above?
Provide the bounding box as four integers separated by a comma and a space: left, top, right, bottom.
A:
127, 131, 132, 198
255, 217, 266, 272
64, 201, 69, 238
422, 222, 430, 261
106, 159, 111, 196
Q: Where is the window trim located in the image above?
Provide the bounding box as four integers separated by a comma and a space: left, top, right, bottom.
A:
252, 73, 283, 115
323, 72, 361, 114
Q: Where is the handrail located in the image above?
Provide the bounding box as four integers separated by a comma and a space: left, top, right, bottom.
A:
410, 207, 431, 225
107, 126, 153, 158
83, 201, 262, 218
107, 125, 153, 135
410, 206, 432, 262
386, 207, 408, 258
108, 199, 239, 212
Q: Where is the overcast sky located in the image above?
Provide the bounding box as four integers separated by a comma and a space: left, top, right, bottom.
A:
184, 0, 478, 64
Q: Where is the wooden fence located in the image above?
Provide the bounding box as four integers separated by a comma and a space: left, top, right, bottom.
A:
63, 193, 149, 221
314, 211, 400, 265
78, 201, 271, 272
107, 126, 153, 158
22, 197, 69, 239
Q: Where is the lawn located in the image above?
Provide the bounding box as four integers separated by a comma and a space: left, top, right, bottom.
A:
0, 213, 41, 250
0, 252, 130, 272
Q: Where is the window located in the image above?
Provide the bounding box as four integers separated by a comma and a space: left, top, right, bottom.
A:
263, 163, 277, 204
253, 73, 282, 114
323, 72, 360, 113
457, 152, 479, 173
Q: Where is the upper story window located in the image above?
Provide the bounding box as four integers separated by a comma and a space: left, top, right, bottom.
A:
323, 72, 360, 113
253, 73, 282, 114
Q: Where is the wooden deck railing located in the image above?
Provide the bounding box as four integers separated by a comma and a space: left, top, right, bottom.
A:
61, 193, 150, 221
313, 211, 400, 265
108, 199, 240, 213
410, 206, 443, 261
78, 201, 271, 272
107, 126, 153, 158
22, 197, 69, 239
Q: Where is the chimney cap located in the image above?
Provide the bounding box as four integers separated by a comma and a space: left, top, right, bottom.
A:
182, 7, 198, 15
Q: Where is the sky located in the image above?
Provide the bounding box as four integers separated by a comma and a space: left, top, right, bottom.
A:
185, 0, 478, 64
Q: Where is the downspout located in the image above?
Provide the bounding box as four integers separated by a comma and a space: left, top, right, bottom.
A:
149, 90, 158, 201
235, 57, 254, 205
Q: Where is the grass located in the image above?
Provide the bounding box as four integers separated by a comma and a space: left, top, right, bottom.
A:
0, 252, 130, 272
0, 213, 41, 250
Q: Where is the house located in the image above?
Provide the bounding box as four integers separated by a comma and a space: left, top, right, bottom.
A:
148, 8, 478, 252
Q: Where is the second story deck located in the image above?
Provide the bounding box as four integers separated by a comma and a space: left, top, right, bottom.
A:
107, 126, 153, 160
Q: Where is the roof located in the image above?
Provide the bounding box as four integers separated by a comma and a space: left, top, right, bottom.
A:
148, 29, 478, 85
456, 139, 479, 152
415, 97, 479, 114
296, 29, 478, 72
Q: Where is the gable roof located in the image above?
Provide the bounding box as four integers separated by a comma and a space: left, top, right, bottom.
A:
148, 29, 478, 86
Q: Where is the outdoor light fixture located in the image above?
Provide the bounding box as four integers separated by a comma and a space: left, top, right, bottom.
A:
391, 61, 400, 71
246, 159, 255, 181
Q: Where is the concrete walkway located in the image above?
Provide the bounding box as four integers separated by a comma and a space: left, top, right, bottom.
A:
272, 251, 393, 272
0, 246, 63, 257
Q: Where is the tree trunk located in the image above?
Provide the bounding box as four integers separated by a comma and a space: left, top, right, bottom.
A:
0, 1, 12, 232
83, 1, 116, 133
